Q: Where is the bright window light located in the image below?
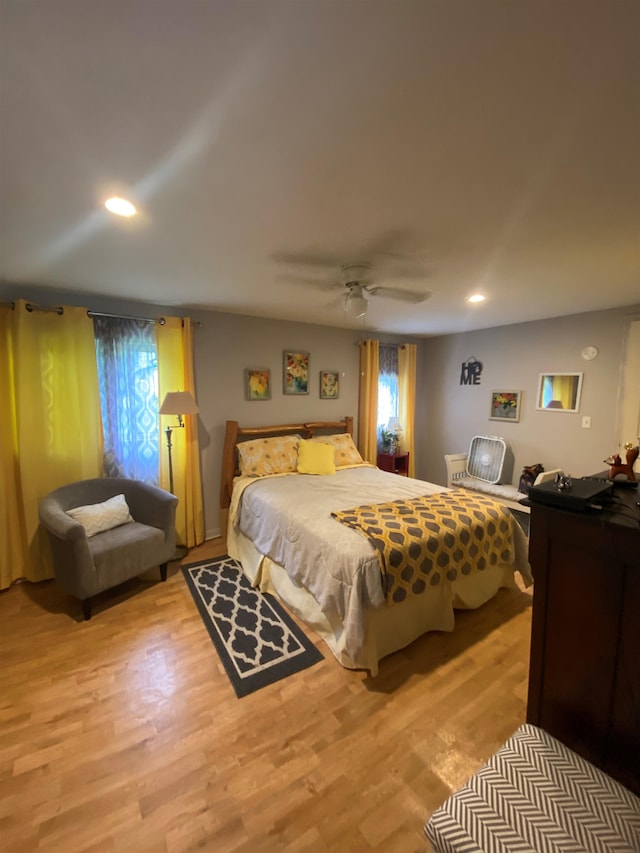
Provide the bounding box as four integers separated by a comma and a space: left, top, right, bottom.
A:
466, 293, 486, 304
105, 197, 137, 217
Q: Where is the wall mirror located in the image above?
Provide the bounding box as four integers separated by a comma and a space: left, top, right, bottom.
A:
536, 372, 583, 413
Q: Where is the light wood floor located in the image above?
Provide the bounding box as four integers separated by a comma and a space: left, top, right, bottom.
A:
0, 539, 533, 852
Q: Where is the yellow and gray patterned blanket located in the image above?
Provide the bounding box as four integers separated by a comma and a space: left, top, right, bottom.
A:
331, 489, 514, 605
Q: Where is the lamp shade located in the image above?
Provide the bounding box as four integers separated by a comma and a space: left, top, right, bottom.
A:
344, 286, 368, 319
387, 417, 403, 433
160, 390, 199, 416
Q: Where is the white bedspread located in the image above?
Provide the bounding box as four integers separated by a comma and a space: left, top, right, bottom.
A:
230, 466, 531, 663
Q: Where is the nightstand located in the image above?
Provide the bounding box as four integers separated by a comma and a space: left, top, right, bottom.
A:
377, 451, 409, 476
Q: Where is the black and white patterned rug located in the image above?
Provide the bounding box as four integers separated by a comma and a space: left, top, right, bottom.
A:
182, 556, 323, 697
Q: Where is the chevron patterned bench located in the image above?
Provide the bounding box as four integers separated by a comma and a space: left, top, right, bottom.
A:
424, 723, 640, 852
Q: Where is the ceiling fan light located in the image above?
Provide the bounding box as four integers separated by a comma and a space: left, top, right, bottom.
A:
344, 288, 368, 318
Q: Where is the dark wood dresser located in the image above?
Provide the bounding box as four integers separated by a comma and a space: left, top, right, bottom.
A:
526, 483, 640, 794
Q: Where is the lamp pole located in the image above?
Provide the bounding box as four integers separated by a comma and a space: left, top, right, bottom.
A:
165, 425, 175, 494
159, 391, 199, 560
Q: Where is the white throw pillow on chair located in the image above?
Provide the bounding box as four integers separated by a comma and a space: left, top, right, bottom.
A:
67, 493, 134, 537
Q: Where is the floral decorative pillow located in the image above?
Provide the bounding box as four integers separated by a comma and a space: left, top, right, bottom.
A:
309, 433, 364, 467
237, 434, 300, 477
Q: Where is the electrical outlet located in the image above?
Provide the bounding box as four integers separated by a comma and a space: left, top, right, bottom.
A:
582, 416, 591, 429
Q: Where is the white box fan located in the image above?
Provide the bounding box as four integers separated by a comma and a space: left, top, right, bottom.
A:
467, 435, 508, 484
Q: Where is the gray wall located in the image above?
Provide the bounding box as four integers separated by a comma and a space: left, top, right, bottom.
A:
3, 284, 637, 536
417, 305, 640, 487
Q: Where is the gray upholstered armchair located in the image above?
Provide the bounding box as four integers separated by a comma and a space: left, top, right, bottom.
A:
38, 478, 178, 620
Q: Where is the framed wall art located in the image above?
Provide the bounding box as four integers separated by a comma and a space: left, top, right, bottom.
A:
245, 369, 271, 400
283, 351, 309, 395
320, 370, 339, 399
489, 390, 521, 422
536, 372, 583, 413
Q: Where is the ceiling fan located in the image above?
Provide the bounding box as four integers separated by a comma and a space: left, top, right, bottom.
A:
339, 263, 430, 319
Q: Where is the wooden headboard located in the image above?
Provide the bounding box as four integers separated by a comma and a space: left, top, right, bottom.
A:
220, 416, 354, 510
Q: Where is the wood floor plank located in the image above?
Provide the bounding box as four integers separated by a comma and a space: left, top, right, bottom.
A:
0, 538, 534, 851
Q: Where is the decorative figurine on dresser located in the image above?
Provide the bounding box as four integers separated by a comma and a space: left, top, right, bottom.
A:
605, 442, 639, 481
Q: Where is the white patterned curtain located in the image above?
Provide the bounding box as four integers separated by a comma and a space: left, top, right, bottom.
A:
378, 344, 399, 433
93, 316, 160, 484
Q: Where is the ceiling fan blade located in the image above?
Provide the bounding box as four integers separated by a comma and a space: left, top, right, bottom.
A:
361, 228, 418, 259
368, 285, 431, 304
380, 260, 430, 279
361, 230, 432, 275
272, 250, 341, 269
326, 294, 345, 310
278, 272, 341, 291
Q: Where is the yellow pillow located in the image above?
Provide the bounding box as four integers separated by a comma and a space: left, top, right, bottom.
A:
309, 433, 364, 467
297, 438, 336, 475
237, 435, 300, 477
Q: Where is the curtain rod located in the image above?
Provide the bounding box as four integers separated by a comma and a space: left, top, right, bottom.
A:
26, 302, 64, 315
18, 303, 164, 322
88, 311, 202, 327
358, 340, 409, 348
2, 301, 201, 327
88, 310, 165, 325
87, 311, 202, 329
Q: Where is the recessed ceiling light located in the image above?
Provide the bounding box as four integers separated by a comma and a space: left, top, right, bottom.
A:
105, 196, 137, 217
466, 293, 486, 304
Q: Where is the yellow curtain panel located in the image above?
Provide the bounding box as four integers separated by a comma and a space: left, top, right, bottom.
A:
358, 339, 379, 464
0, 304, 26, 590
0, 301, 103, 589
398, 343, 417, 478
156, 317, 205, 548
552, 375, 575, 410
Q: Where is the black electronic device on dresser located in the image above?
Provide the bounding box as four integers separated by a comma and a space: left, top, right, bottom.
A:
527, 476, 613, 512
526, 481, 640, 795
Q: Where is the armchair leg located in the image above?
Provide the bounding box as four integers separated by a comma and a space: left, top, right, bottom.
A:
160, 562, 168, 582
82, 598, 92, 621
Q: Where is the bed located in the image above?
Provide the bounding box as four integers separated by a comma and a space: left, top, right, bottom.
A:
220, 417, 532, 676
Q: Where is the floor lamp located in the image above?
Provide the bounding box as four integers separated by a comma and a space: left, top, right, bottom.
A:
159, 390, 199, 557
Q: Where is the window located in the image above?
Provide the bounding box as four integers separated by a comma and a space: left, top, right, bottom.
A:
378, 344, 399, 431
93, 317, 160, 483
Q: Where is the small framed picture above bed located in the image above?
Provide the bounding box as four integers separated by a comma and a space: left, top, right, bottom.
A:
283, 351, 309, 395
245, 369, 271, 401
320, 370, 339, 399
489, 390, 521, 422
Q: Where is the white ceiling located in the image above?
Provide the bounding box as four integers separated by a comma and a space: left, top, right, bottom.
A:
1, 0, 639, 336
